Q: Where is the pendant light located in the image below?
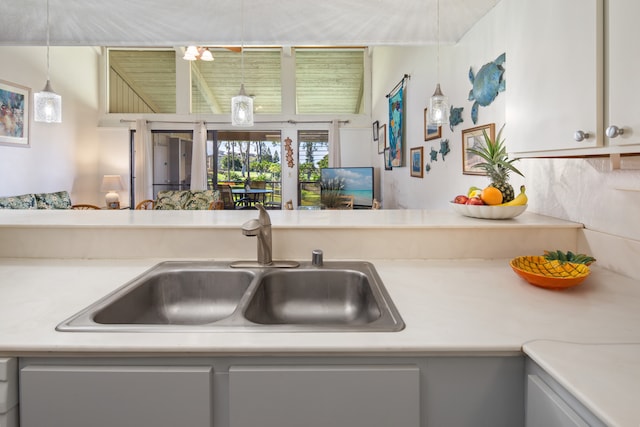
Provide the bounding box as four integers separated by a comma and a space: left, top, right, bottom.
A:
428, 0, 448, 126
34, 0, 62, 123
231, 0, 254, 127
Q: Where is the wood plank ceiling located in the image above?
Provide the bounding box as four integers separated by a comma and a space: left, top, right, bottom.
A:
109, 48, 365, 115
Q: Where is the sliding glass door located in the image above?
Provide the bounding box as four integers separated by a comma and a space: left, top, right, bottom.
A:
207, 130, 282, 209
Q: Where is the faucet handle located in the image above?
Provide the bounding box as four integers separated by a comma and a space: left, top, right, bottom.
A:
312, 249, 324, 266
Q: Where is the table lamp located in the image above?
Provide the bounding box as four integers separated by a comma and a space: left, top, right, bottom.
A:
100, 175, 124, 209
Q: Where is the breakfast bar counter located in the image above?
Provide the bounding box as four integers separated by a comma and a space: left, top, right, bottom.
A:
0, 209, 638, 426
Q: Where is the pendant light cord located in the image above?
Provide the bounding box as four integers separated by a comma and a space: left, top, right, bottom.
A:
436, 0, 440, 83
46, 0, 51, 81
240, 0, 245, 85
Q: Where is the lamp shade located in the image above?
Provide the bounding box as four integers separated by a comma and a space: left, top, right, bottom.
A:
199, 49, 214, 61
428, 83, 449, 126
100, 175, 124, 192
231, 84, 254, 127
34, 80, 62, 123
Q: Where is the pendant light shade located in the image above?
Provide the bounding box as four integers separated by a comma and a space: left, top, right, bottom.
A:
428, 0, 448, 126
231, 0, 253, 127
428, 83, 448, 126
34, 0, 61, 123
231, 84, 254, 127
34, 80, 62, 123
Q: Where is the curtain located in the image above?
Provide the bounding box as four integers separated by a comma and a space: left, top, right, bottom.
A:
134, 119, 153, 203
191, 121, 208, 191
328, 119, 341, 167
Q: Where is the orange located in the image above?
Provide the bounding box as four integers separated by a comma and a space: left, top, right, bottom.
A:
480, 186, 503, 205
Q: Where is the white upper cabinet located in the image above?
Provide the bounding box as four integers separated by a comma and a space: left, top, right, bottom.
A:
506, 0, 640, 156
506, 0, 604, 154
606, 0, 640, 147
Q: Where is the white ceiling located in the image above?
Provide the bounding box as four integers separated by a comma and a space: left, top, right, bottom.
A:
0, 0, 501, 47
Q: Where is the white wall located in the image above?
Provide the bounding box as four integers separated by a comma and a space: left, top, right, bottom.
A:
371, 2, 518, 210
0, 46, 103, 205
372, 2, 640, 247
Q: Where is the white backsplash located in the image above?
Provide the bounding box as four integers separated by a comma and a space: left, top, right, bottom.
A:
523, 156, 640, 279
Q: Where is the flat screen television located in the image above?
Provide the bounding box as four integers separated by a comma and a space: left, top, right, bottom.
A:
320, 167, 374, 209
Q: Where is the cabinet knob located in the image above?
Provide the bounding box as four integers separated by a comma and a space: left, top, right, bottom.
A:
573, 130, 590, 142
606, 125, 625, 138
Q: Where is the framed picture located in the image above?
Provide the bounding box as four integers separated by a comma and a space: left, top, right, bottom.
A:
372, 120, 379, 141
424, 108, 442, 141
383, 148, 392, 170
0, 79, 30, 147
388, 86, 405, 167
410, 147, 424, 178
378, 124, 387, 154
462, 123, 495, 175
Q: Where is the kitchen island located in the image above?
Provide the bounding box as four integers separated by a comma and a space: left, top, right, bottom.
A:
0, 209, 638, 426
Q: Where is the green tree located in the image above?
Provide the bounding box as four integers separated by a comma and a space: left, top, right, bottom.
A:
220, 154, 242, 171
269, 163, 281, 179
318, 154, 329, 170
299, 162, 317, 181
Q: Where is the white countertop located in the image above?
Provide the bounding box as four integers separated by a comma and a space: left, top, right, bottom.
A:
0, 210, 637, 425
524, 341, 640, 427
0, 258, 638, 355
0, 208, 581, 229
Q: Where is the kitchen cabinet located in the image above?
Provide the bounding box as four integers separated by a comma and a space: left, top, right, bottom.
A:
506, 0, 603, 154
506, 0, 640, 156
526, 359, 605, 427
0, 358, 18, 427
229, 365, 420, 427
606, 0, 640, 148
19, 355, 524, 427
20, 364, 213, 427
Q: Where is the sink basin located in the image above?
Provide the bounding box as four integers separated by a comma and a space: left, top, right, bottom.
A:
57, 261, 404, 332
244, 270, 381, 325
93, 269, 254, 325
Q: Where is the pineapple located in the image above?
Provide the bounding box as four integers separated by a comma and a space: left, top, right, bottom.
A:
466, 124, 524, 202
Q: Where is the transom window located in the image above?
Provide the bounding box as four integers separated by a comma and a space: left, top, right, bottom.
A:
107, 47, 366, 116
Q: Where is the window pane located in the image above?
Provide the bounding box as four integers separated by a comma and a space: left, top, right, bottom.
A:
109, 50, 176, 113
208, 131, 282, 209
192, 49, 281, 114
298, 130, 329, 207
296, 49, 365, 114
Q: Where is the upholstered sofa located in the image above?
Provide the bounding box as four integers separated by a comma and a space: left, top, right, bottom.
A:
138, 190, 222, 210
0, 191, 73, 209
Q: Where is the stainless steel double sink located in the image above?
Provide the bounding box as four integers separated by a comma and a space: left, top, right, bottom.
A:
57, 261, 404, 332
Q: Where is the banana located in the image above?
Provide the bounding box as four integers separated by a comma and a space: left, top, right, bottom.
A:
467, 186, 482, 198
500, 185, 527, 206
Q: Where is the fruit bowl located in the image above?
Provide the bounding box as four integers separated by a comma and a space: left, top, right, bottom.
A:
510, 256, 590, 290
449, 202, 527, 219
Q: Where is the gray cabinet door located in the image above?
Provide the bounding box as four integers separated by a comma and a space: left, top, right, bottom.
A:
526, 374, 588, 427
229, 365, 420, 427
20, 365, 212, 427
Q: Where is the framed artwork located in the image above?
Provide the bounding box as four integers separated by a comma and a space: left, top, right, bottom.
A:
462, 123, 495, 175
0, 79, 30, 147
424, 108, 442, 141
383, 148, 392, 170
388, 86, 405, 167
378, 124, 387, 154
372, 120, 379, 141
410, 147, 423, 178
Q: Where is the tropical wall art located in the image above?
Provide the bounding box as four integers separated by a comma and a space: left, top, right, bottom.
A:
0, 79, 30, 147
410, 147, 423, 178
423, 108, 441, 141
386, 74, 409, 167
468, 52, 506, 124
